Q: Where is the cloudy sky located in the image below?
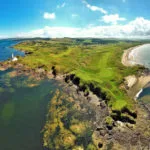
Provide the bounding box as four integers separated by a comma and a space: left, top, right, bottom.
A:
0, 0, 150, 38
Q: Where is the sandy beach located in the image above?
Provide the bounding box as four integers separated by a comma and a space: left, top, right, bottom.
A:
122, 44, 150, 99
122, 45, 144, 67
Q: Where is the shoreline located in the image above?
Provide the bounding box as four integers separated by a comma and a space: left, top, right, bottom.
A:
135, 88, 143, 100
0, 42, 150, 149
122, 44, 144, 67
122, 44, 150, 99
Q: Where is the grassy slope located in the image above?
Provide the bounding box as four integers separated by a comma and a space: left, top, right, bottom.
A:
13, 38, 144, 111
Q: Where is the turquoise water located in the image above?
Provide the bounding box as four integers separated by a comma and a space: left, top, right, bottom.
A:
0, 40, 58, 150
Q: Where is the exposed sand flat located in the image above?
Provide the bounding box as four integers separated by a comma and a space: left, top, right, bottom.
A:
136, 75, 150, 89
125, 75, 137, 88
125, 74, 150, 98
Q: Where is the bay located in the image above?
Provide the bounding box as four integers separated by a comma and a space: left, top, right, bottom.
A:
0, 40, 58, 150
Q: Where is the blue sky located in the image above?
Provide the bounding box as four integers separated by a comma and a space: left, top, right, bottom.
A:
0, 0, 150, 38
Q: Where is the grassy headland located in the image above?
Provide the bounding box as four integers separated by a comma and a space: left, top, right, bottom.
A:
12, 38, 150, 149
13, 38, 144, 111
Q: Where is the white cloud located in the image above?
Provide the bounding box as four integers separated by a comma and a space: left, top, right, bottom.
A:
102, 14, 126, 25
17, 17, 150, 39
82, 0, 107, 14
72, 14, 79, 18
43, 12, 56, 20
57, 2, 66, 9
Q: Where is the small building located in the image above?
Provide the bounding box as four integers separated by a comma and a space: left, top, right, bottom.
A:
12, 53, 18, 62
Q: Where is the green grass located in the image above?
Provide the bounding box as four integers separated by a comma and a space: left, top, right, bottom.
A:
13, 38, 145, 111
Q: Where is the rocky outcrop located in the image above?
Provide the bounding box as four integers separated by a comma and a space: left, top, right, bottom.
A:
121, 107, 137, 119
1, 62, 149, 150
25, 51, 33, 55
72, 77, 80, 86
63, 73, 138, 127
51, 66, 57, 78
64, 74, 108, 102
111, 110, 136, 124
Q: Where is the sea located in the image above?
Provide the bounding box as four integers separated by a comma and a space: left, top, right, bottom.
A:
0, 39, 59, 150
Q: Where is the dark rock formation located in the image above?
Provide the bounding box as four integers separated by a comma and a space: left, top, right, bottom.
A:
72, 77, 80, 86
121, 107, 137, 119
111, 111, 136, 124
98, 142, 103, 148
25, 51, 33, 55
88, 83, 108, 101
70, 74, 75, 81
64, 75, 70, 83
51, 66, 57, 78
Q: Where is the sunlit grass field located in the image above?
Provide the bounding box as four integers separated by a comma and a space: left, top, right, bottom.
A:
14, 38, 144, 111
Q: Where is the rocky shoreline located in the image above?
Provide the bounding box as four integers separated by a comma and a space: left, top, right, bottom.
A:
60, 73, 150, 150
0, 46, 150, 149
